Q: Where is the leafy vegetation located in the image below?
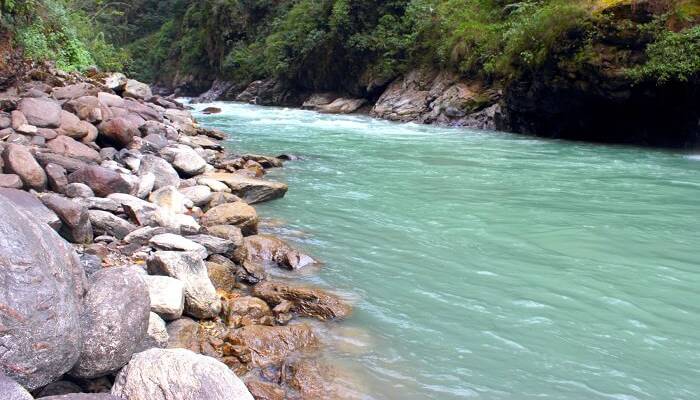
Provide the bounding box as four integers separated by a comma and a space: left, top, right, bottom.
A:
2, 0, 699, 88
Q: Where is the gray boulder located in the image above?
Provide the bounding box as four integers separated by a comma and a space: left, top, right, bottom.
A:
122, 79, 152, 100
0, 194, 85, 390
18, 97, 61, 127
0, 373, 32, 400
0, 187, 61, 230
111, 348, 253, 400
178, 185, 212, 206
143, 275, 185, 320
69, 267, 150, 379
149, 233, 208, 259
41, 193, 93, 244
64, 182, 95, 198
88, 210, 136, 239
138, 155, 180, 190
147, 251, 221, 319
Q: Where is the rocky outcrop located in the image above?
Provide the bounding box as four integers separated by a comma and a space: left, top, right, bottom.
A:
111, 348, 254, 400
370, 69, 499, 126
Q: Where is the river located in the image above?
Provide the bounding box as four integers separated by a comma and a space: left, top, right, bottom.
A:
190, 102, 700, 400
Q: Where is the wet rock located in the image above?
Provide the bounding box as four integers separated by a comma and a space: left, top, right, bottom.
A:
241, 154, 284, 168
2, 143, 47, 190
41, 193, 93, 243
284, 358, 328, 399
123, 79, 152, 100
0, 373, 33, 400
68, 165, 131, 197
64, 182, 95, 198
149, 233, 208, 259
0, 188, 61, 229
18, 97, 61, 127
45, 162, 69, 192
201, 201, 258, 234
224, 296, 273, 328
139, 154, 180, 190
166, 318, 200, 351
253, 281, 351, 321
239, 234, 316, 270
143, 275, 185, 320
244, 380, 285, 400
0, 173, 22, 188
205, 259, 238, 291
317, 97, 366, 114
0, 194, 85, 390
70, 267, 150, 379
202, 172, 287, 204
111, 348, 254, 400
137, 312, 169, 351
179, 185, 212, 206
147, 251, 221, 319
228, 324, 318, 368
47, 135, 101, 163
88, 210, 137, 239
202, 107, 222, 114
98, 117, 139, 147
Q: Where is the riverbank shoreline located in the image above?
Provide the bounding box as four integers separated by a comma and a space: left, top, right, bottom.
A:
0, 64, 352, 399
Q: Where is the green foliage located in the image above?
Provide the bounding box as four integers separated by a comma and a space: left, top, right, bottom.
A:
630, 25, 700, 83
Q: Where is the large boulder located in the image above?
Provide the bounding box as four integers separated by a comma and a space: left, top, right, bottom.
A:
47, 135, 101, 163
160, 146, 207, 177
64, 96, 112, 124
179, 185, 212, 206
0, 188, 61, 229
68, 165, 131, 197
228, 324, 318, 368
147, 251, 221, 319
52, 82, 98, 100
88, 210, 136, 239
138, 155, 180, 190
202, 172, 287, 204
41, 193, 93, 243
111, 348, 253, 400
18, 97, 61, 127
56, 110, 97, 139
252, 280, 351, 321
0, 194, 85, 390
122, 79, 152, 100
97, 117, 139, 147
69, 267, 150, 379
149, 233, 208, 259
2, 143, 47, 190
142, 275, 185, 320
200, 201, 258, 234
0, 373, 32, 400
238, 234, 316, 270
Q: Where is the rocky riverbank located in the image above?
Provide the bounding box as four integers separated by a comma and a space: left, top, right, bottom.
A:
0, 64, 351, 399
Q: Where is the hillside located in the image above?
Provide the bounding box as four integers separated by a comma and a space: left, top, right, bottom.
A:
3, 0, 700, 146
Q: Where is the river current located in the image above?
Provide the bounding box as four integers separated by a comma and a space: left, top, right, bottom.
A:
191, 102, 700, 400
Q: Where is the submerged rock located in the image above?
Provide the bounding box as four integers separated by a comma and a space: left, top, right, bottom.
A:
227, 324, 318, 368
253, 280, 351, 321
111, 348, 254, 400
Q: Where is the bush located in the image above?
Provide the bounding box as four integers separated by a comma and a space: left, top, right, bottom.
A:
630, 25, 700, 83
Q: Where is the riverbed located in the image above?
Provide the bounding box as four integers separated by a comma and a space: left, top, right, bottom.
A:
191, 102, 700, 400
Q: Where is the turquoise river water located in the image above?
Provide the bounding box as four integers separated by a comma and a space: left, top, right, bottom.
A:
191, 102, 700, 400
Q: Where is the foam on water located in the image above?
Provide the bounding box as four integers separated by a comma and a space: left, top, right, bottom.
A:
192, 102, 700, 400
